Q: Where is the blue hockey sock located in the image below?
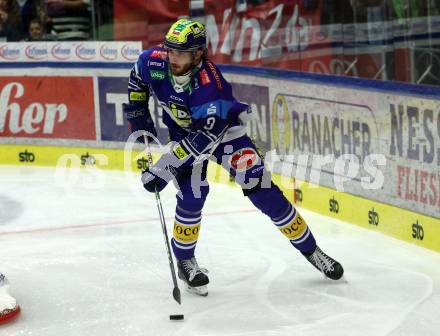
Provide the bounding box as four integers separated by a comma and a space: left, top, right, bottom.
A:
171, 206, 202, 260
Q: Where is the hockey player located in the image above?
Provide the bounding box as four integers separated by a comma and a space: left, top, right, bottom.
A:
0, 273, 20, 324
124, 19, 344, 296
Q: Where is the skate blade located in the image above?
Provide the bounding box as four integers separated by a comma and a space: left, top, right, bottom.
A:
321, 272, 347, 282
185, 285, 208, 297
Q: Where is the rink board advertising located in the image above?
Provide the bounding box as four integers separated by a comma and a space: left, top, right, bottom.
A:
0, 41, 141, 63
0, 45, 439, 252
0, 77, 95, 140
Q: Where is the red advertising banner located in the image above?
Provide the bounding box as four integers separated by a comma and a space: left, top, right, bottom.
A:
0, 77, 95, 140
114, 0, 189, 48
113, 0, 329, 71
204, 0, 328, 70
112, 1, 437, 82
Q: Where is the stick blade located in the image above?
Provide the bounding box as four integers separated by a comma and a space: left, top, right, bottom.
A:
173, 287, 181, 304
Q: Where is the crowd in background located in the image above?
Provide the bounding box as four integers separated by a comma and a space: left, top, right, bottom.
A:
0, 0, 92, 42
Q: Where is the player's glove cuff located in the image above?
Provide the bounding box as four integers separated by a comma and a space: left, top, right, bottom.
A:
141, 150, 185, 193
123, 103, 157, 143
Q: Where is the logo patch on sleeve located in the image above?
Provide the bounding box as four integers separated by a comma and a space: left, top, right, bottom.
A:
229, 148, 259, 172
151, 50, 166, 59
173, 144, 189, 160
207, 61, 222, 89
199, 69, 211, 85
130, 92, 147, 101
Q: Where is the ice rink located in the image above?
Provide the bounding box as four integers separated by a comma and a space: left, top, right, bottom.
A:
1, 165, 440, 336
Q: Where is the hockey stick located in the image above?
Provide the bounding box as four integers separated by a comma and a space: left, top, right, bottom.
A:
144, 135, 181, 304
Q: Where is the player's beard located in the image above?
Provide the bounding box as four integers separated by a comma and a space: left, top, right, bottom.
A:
170, 61, 193, 76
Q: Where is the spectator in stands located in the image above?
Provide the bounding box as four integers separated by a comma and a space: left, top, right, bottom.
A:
25, 18, 43, 40
0, 0, 23, 41
22, 17, 56, 40
21, 0, 51, 38
46, 0, 91, 40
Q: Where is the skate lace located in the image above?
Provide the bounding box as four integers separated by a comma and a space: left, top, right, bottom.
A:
182, 258, 208, 282
312, 249, 335, 273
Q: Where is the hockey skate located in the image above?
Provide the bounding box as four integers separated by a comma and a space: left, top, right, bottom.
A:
0, 274, 20, 324
177, 257, 209, 296
302, 246, 344, 280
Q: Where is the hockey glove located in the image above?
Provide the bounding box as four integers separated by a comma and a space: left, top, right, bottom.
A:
141, 151, 184, 193
123, 103, 157, 143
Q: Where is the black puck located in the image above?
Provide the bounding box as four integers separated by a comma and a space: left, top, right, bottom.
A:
169, 314, 184, 321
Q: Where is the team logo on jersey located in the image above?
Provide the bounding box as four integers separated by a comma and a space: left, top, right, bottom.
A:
199, 69, 211, 85
169, 102, 191, 127
150, 70, 165, 80
229, 147, 259, 172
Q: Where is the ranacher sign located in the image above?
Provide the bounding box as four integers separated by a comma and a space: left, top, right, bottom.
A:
225, 72, 440, 220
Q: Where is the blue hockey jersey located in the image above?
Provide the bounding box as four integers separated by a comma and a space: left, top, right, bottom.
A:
127, 45, 248, 167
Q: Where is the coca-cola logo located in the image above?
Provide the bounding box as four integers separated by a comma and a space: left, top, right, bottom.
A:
229, 148, 259, 172
75, 44, 96, 60
25, 45, 48, 60
121, 44, 140, 61
100, 44, 118, 60
51, 43, 72, 60
0, 45, 20, 60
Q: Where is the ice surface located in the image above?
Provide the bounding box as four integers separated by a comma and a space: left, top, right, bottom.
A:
0, 166, 439, 336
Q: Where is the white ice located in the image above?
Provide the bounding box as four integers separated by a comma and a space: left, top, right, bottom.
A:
0, 166, 440, 336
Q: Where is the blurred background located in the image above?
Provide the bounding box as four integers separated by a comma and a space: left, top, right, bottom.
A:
1, 0, 439, 86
